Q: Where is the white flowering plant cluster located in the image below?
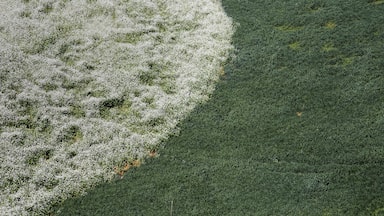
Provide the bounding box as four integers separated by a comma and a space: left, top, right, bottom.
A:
0, 0, 234, 215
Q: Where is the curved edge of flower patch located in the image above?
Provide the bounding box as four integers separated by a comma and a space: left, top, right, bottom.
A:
0, 0, 235, 215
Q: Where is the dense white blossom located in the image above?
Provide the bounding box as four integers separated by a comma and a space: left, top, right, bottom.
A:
0, 0, 234, 215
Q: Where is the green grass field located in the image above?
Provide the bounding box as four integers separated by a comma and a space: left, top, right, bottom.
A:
53, 0, 384, 215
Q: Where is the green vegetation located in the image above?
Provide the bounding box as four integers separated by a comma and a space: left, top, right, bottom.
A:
26, 149, 53, 166
40, 2, 54, 14
58, 125, 83, 144
53, 0, 384, 215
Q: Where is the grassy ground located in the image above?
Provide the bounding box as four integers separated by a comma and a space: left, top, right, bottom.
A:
53, 0, 384, 215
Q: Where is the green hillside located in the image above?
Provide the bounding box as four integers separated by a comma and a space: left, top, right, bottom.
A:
53, 0, 384, 215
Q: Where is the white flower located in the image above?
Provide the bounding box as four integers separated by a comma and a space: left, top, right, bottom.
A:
0, 0, 234, 215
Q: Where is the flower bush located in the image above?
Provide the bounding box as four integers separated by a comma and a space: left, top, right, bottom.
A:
0, 0, 234, 215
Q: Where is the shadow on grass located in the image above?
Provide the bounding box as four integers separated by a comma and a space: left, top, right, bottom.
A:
53, 0, 384, 215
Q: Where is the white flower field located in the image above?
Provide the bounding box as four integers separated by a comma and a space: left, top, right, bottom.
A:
0, 0, 233, 215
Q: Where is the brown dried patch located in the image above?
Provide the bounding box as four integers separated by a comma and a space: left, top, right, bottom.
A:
131, 159, 141, 167
149, 149, 157, 158
113, 160, 140, 178
218, 66, 225, 77
296, 112, 303, 117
